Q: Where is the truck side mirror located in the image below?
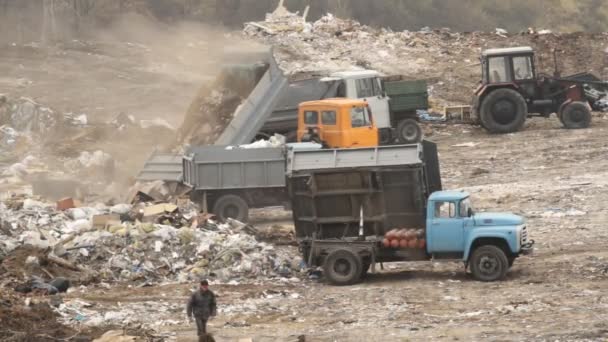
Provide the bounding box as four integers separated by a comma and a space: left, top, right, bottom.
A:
468, 208, 474, 217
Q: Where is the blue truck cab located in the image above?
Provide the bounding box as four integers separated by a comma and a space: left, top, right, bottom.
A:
426, 191, 534, 281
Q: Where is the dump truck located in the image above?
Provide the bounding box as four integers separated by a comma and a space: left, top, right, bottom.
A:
265, 71, 429, 144
138, 52, 429, 182
182, 98, 381, 221
297, 99, 379, 148
473, 46, 608, 133
286, 142, 534, 285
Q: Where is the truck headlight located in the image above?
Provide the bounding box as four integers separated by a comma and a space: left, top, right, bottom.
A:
516, 225, 523, 247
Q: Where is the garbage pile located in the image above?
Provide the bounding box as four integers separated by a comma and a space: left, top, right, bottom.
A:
0, 195, 302, 286
242, 5, 608, 107
0, 286, 100, 341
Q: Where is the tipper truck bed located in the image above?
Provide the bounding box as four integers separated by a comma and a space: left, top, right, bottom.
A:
182, 146, 289, 222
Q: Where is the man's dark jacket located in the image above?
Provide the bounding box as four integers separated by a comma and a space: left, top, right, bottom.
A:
187, 289, 217, 319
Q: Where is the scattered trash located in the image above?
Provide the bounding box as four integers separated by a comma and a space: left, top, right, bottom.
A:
451, 142, 479, 148
56, 198, 75, 211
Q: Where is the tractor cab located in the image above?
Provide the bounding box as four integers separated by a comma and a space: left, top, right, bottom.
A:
482, 47, 536, 85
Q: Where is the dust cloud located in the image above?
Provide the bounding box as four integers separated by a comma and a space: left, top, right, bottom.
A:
0, 8, 266, 199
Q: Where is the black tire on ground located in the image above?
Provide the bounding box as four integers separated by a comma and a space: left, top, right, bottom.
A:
323, 249, 362, 286
396, 119, 423, 144
479, 88, 527, 134
212, 194, 249, 222
560, 101, 591, 129
50, 278, 70, 293
470, 245, 509, 282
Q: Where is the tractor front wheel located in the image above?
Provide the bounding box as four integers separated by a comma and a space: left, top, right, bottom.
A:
479, 88, 527, 134
560, 102, 591, 129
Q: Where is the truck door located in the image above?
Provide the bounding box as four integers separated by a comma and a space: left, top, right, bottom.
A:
355, 78, 391, 129
429, 201, 465, 252
347, 106, 377, 148
297, 110, 320, 142
320, 109, 339, 147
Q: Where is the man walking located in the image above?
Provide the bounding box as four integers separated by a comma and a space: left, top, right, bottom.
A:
187, 280, 217, 339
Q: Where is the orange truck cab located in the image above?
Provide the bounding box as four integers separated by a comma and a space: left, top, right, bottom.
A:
297, 99, 379, 148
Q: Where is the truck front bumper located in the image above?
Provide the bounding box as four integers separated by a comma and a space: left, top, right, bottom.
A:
520, 240, 535, 256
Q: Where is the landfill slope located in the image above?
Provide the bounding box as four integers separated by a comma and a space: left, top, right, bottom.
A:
243, 9, 608, 109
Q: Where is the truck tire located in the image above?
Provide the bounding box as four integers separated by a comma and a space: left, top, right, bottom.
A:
479, 88, 527, 134
470, 245, 509, 282
560, 102, 591, 129
212, 194, 249, 222
323, 249, 362, 286
396, 119, 423, 144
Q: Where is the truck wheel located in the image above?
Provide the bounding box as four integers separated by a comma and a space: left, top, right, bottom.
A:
560, 102, 591, 129
212, 194, 249, 222
470, 245, 509, 282
396, 119, 422, 144
323, 249, 362, 285
479, 88, 527, 134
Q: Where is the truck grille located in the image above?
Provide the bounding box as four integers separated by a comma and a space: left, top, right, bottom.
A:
521, 226, 528, 244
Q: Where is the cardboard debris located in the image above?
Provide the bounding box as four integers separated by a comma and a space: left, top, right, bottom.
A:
92, 214, 121, 229
93, 330, 136, 342
143, 203, 178, 217
56, 198, 75, 211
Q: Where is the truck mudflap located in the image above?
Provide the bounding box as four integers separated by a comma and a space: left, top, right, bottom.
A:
521, 240, 535, 255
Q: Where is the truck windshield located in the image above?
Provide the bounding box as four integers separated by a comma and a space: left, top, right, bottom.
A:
459, 198, 474, 217
350, 106, 372, 127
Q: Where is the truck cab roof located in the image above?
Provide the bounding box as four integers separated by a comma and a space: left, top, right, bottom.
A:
299, 98, 368, 108
482, 46, 534, 57
429, 191, 469, 201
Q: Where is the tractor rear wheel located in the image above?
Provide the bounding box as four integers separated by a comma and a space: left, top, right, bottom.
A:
560, 102, 591, 129
479, 88, 527, 134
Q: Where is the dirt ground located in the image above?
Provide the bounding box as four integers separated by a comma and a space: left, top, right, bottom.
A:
3, 13, 608, 341
50, 117, 608, 342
